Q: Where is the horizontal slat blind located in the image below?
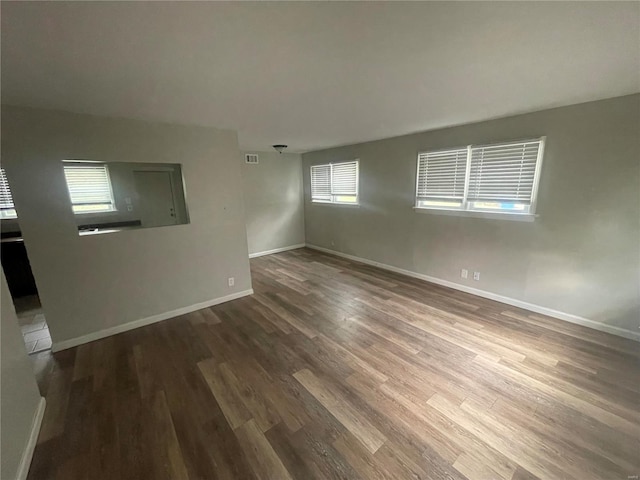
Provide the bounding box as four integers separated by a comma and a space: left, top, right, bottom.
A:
311, 164, 331, 199
331, 161, 358, 195
416, 149, 467, 200
63, 164, 114, 205
0, 168, 15, 210
468, 140, 542, 203
311, 161, 359, 203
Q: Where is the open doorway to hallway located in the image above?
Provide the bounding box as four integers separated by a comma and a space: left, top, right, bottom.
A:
13, 294, 50, 353
1, 167, 51, 354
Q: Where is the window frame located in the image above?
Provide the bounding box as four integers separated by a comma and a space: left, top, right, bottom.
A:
311, 159, 360, 206
63, 161, 118, 215
414, 137, 545, 218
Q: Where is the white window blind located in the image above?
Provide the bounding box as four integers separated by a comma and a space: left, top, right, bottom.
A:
311, 160, 359, 204
63, 164, 116, 214
310, 164, 331, 202
416, 138, 544, 215
468, 141, 542, 204
0, 168, 17, 218
416, 148, 468, 209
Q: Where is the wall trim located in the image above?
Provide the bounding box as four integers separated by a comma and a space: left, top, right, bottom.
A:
249, 244, 306, 258
16, 397, 46, 480
52, 289, 254, 352
305, 244, 639, 342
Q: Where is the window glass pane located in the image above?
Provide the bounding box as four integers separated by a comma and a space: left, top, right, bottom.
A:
468, 201, 530, 213
0, 208, 17, 219
72, 203, 115, 213
416, 199, 463, 209
334, 195, 357, 204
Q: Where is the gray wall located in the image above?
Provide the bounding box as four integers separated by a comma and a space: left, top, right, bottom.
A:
1, 270, 42, 480
303, 95, 640, 336
241, 151, 304, 255
1, 105, 252, 345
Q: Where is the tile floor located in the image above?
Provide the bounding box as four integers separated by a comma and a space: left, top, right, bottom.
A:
15, 295, 51, 354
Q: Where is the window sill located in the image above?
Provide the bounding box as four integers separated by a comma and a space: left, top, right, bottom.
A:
413, 207, 537, 222
311, 201, 360, 208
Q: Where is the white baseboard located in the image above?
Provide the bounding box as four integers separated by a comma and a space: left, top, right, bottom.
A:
52, 289, 254, 352
249, 244, 306, 258
16, 397, 46, 480
305, 244, 639, 342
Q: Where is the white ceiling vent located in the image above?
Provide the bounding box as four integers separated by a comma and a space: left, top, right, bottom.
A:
245, 153, 259, 164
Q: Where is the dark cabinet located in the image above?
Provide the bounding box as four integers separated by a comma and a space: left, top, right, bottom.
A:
1, 238, 38, 298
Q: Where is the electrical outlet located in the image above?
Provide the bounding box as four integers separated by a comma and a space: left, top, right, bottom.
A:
473, 271, 480, 281
228, 277, 235, 287
461, 269, 468, 279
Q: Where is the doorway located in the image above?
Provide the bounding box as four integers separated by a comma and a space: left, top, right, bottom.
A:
1, 232, 51, 354
1, 167, 50, 354
133, 170, 179, 228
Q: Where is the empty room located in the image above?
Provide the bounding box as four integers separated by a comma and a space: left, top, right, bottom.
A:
1, 2, 639, 479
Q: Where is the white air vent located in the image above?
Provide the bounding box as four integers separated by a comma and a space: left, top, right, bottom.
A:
245, 154, 259, 164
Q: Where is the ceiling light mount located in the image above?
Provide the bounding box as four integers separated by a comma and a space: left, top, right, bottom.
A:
272, 144, 288, 154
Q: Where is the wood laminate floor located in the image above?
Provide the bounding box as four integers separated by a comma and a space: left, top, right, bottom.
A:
28, 248, 640, 480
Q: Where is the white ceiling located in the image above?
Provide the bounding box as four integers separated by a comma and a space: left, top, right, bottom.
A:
2, 2, 639, 153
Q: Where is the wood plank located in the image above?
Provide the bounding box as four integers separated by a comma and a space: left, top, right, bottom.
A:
197, 358, 252, 430
293, 368, 387, 454
234, 419, 294, 480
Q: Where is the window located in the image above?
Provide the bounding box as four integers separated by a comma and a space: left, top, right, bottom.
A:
63, 163, 116, 214
0, 168, 17, 219
416, 148, 468, 210
311, 160, 359, 205
415, 138, 544, 215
